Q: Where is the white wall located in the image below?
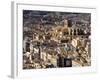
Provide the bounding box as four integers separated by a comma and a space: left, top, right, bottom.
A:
0, 0, 100, 80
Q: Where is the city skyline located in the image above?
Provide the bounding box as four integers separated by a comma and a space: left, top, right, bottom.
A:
23, 10, 91, 69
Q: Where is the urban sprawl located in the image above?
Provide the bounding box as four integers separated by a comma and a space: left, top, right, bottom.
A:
23, 10, 91, 69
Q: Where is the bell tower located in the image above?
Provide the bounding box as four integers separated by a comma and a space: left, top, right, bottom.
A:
63, 19, 68, 28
